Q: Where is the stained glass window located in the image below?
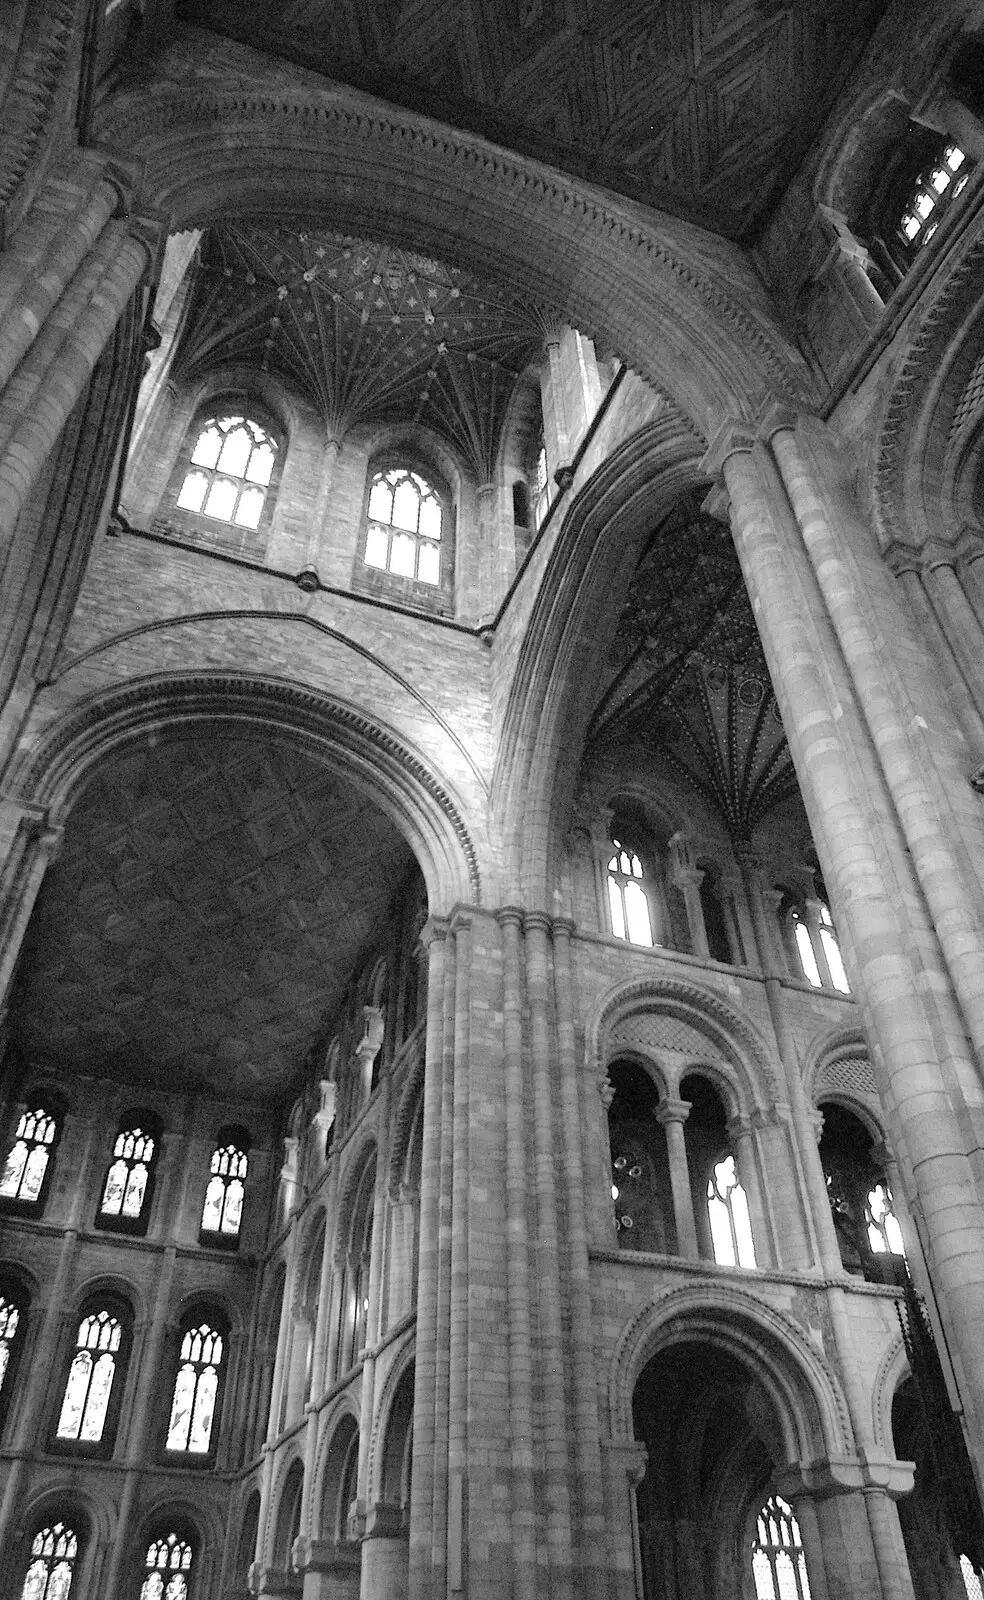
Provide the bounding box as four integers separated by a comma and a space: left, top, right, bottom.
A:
177, 414, 276, 529
707, 1155, 756, 1269
200, 1140, 248, 1239
56, 1310, 123, 1444
166, 1322, 223, 1454
20, 1522, 78, 1600
100, 1125, 156, 1224
0, 1107, 57, 1205
0, 1292, 21, 1401
140, 1532, 194, 1600
607, 838, 654, 947
364, 468, 442, 585
752, 1496, 811, 1600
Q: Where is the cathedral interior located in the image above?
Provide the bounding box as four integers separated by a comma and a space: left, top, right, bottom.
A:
5, 1, 984, 1597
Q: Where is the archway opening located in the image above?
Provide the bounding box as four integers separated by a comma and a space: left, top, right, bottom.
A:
632, 1338, 805, 1600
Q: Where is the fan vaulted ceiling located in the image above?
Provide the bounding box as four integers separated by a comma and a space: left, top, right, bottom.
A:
176, 223, 548, 475
590, 493, 798, 838
177, 0, 891, 240
9, 734, 416, 1103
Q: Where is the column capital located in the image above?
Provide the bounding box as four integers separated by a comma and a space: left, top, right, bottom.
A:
363, 1500, 407, 1539
495, 905, 525, 931
774, 1452, 915, 1502
883, 538, 925, 577
655, 1096, 691, 1126
419, 914, 450, 949
700, 419, 760, 482
598, 1074, 615, 1110
523, 909, 553, 937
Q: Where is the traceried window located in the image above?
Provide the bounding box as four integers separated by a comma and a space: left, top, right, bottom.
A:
607, 838, 654, 946
0, 1286, 25, 1419
900, 143, 969, 253
55, 1306, 127, 1448
139, 1531, 195, 1600
752, 1495, 811, 1600
176, 414, 276, 530
19, 1522, 79, 1600
0, 1105, 58, 1207
364, 467, 443, 584
166, 1319, 224, 1456
707, 1154, 757, 1269
200, 1132, 248, 1244
98, 1118, 159, 1232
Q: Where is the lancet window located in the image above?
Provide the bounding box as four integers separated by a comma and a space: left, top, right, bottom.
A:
786, 896, 849, 993
19, 1522, 79, 1600
752, 1496, 812, 1600
706, 1154, 757, 1269
165, 1317, 225, 1457
139, 1531, 195, 1600
200, 1130, 249, 1245
55, 1304, 128, 1450
0, 1104, 59, 1208
364, 467, 444, 585
98, 1117, 160, 1232
176, 413, 277, 530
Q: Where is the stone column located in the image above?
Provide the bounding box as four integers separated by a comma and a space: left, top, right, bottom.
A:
291, 1537, 360, 1600
360, 1504, 408, 1600
0, 807, 62, 1011
668, 833, 709, 958
540, 329, 571, 480
708, 425, 984, 1474
655, 1099, 700, 1260
886, 544, 984, 758
495, 907, 537, 1597
921, 551, 984, 718
728, 1111, 774, 1268
299, 434, 341, 589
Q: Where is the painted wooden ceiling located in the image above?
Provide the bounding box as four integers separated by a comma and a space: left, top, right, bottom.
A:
176, 0, 891, 239
9, 734, 416, 1103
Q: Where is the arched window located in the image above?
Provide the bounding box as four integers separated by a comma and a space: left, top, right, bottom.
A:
97, 1115, 161, 1234
335, 1160, 375, 1379
176, 413, 277, 529
0, 1281, 27, 1426
681, 1074, 757, 1269
364, 467, 443, 584
900, 142, 969, 254
818, 1103, 906, 1283
607, 837, 654, 947
139, 1530, 195, 1600
605, 1061, 673, 1255
0, 1102, 60, 1209
165, 1314, 226, 1457
785, 895, 849, 993
18, 1521, 79, 1600
752, 1495, 812, 1600
54, 1300, 130, 1452
706, 1154, 756, 1270
200, 1128, 249, 1246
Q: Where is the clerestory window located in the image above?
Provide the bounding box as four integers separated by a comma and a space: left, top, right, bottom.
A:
200, 1130, 249, 1246
607, 837, 654, 947
97, 1115, 160, 1234
139, 1530, 195, 1600
55, 1302, 130, 1453
176, 413, 277, 530
19, 1522, 79, 1600
752, 1495, 812, 1600
364, 467, 443, 585
165, 1317, 225, 1458
0, 1103, 60, 1209
0, 1284, 26, 1426
900, 142, 969, 253
786, 895, 849, 993
706, 1154, 757, 1269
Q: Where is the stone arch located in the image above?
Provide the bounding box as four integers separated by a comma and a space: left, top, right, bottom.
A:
492, 412, 710, 903
608, 1281, 852, 1465
804, 1025, 882, 1130
366, 1331, 416, 1505
12, 1481, 112, 1599
94, 65, 809, 442
388, 1056, 425, 1199
334, 1137, 379, 1258
67, 1272, 147, 1327
272, 1457, 305, 1572
6, 671, 480, 913
133, 1494, 222, 1578
873, 1331, 911, 1453
588, 975, 783, 1111
314, 1406, 362, 1542
310, 1393, 362, 1529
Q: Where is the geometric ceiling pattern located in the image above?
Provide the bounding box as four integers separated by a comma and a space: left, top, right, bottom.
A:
9, 735, 416, 1104
590, 493, 799, 839
175, 223, 548, 478
178, 0, 891, 239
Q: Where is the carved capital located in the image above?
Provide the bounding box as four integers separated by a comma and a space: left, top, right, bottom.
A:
700, 419, 759, 482
655, 1096, 692, 1127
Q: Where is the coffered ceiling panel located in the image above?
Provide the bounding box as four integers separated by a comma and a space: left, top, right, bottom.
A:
177, 0, 891, 239
9, 734, 417, 1103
